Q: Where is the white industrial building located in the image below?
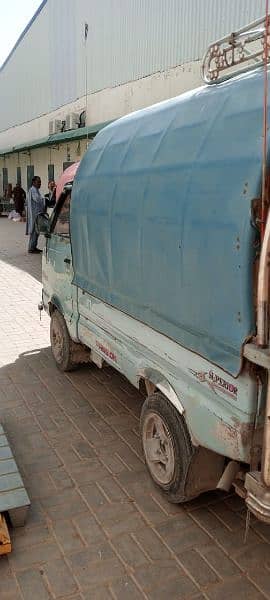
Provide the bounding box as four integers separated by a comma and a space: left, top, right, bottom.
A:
0, 0, 266, 195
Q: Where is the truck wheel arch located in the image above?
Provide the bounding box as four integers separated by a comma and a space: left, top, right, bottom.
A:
49, 296, 64, 316
138, 368, 184, 416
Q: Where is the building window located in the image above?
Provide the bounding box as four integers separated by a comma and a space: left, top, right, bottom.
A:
2, 167, 8, 193
48, 164, 54, 182
27, 165, 34, 190
17, 167, 21, 186
63, 161, 74, 172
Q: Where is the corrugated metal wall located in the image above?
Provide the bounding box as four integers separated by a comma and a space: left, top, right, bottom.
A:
75, 0, 266, 94
0, 0, 266, 132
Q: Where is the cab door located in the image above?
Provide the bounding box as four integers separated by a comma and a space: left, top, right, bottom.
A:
44, 193, 77, 334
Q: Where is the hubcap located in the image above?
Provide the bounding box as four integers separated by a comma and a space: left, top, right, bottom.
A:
51, 319, 64, 363
142, 411, 175, 485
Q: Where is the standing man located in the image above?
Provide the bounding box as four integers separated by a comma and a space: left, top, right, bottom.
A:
44, 180, 56, 211
13, 182, 26, 216
26, 176, 45, 254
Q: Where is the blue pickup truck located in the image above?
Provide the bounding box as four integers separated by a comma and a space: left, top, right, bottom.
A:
37, 23, 270, 523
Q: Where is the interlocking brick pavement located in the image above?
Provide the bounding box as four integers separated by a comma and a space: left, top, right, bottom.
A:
0, 218, 270, 599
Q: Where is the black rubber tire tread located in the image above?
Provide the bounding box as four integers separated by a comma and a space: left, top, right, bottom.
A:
140, 392, 194, 503
50, 310, 77, 372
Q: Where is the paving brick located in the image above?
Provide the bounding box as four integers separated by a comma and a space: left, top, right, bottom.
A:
96, 440, 142, 473
0, 555, 13, 578
109, 576, 144, 599
0, 575, 21, 600
112, 533, 149, 568
9, 541, 62, 571
41, 489, 88, 521
155, 513, 193, 538
31, 413, 59, 434
67, 459, 109, 485
93, 501, 147, 537
210, 503, 244, 531
235, 542, 270, 571
119, 430, 142, 454
74, 513, 107, 546
68, 545, 125, 589
150, 489, 188, 516
52, 519, 85, 554
58, 596, 83, 600
178, 548, 220, 587
11, 523, 52, 549
185, 491, 228, 511
90, 439, 131, 458
20, 453, 63, 472
23, 471, 56, 499
205, 575, 265, 600
212, 524, 261, 556
146, 574, 198, 600
117, 469, 156, 498
198, 544, 241, 578
157, 522, 211, 554
82, 586, 112, 599
134, 562, 186, 592
134, 528, 171, 561
79, 482, 109, 510
248, 567, 270, 597
134, 493, 174, 526
17, 568, 51, 600
251, 519, 270, 544
96, 476, 130, 503
25, 499, 47, 527
48, 466, 74, 490
104, 414, 138, 432
115, 448, 144, 472
72, 440, 96, 459
44, 557, 78, 597
95, 401, 124, 420
52, 442, 85, 465
190, 507, 225, 532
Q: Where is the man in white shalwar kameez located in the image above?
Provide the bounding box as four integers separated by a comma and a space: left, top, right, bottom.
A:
26, 176, 45, 253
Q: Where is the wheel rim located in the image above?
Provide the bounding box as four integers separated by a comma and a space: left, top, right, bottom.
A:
142, 411, 175, 485
51, 318, 64, 364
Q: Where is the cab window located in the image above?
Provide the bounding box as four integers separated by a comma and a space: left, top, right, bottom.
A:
53, 194, 71, 235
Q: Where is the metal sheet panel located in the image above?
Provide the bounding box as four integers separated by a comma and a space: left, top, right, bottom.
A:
70, 67, 268, 376
0, 2, 50, 132
0, 0, 266, 132
75, 0, 266, 94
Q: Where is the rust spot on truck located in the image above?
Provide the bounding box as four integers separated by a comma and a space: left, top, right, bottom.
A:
217, 418, 254, 460
239, 421, 254, 447
216, 420, 239, 457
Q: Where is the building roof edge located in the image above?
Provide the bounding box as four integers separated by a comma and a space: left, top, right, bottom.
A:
0, 0, 48, 72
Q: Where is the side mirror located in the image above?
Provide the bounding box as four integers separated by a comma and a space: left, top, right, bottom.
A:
35, 213, 50, 235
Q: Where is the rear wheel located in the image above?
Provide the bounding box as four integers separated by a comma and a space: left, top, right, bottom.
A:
140, 392, 194, 503
50, 310, 77, 372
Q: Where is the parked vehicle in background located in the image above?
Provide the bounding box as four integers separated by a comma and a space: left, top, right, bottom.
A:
55, 162, 80, 202
37, 17, 270, 524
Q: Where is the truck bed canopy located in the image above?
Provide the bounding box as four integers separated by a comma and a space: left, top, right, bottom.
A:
71, 68, 266, 377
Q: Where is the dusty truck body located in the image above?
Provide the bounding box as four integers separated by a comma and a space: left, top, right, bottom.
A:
37, 22, 270, 521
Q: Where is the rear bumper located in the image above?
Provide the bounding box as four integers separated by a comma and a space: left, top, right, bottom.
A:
245, 471, 270, 524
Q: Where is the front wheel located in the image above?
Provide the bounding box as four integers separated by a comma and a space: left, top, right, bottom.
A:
50, 310, 77, 372
140, 393, 194, 503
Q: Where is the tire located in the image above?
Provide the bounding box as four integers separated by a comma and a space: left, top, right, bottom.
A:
50, 310, 77, 372
140, 392, 194, 503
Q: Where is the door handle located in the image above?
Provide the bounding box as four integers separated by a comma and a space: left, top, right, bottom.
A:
64, 258, 71, 264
